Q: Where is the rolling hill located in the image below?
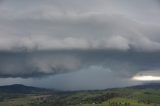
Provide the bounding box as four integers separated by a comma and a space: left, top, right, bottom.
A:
0, 83, 160, 106
0, 84, 55, 94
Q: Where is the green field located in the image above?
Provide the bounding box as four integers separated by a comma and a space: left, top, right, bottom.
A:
1, 88, 160, 106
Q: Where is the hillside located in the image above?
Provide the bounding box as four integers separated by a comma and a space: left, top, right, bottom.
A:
0, 83, 160, 106
129, 82, 160, 89
0, 84, 54, 94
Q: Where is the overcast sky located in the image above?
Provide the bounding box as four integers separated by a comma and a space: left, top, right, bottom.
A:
0, 0, 160, 90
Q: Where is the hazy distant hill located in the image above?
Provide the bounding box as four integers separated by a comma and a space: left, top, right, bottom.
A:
0, 84, 54, 94
128, 82, 160, 89
0, 83, 160, 94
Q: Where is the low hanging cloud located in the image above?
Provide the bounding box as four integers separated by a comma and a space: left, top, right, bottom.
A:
0, 50, 160, 78
0, 51, 81, 78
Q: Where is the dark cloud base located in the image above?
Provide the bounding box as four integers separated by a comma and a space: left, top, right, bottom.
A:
0, 50, 160, 78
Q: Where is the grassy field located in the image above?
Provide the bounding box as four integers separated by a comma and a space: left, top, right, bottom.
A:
0, 96, 30, 106
80, 97, 160, 106
0, 88, 160, 106
0, 94, 50, 106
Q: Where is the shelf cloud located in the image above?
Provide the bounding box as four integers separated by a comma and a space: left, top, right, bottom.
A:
0, 0, 160, 89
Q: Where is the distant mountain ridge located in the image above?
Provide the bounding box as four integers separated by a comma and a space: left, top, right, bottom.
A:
128, 82, 160, 89
0, 84, 55, 94
0, 83, 160, 94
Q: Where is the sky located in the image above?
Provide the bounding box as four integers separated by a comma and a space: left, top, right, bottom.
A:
0, 0, 160, 90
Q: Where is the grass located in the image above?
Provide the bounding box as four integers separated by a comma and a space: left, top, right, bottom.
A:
80, 98, 156, 106
1, 88, 160, 106
0, 96, 30, 106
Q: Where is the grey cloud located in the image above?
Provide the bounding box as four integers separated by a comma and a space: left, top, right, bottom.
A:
0, 49, 159, 90
0, 0, 160, 89
0, 14, 160, 51
0, 1, 160, 51
0, 51, 81, 78
0, 50, 160, 78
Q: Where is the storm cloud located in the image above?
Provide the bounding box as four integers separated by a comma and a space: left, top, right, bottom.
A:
0, 50, 160, 79
0, 0, 160, 89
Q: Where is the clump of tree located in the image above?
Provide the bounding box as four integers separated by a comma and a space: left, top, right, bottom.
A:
82, 92, 119, 104
108, 101, 130, 106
